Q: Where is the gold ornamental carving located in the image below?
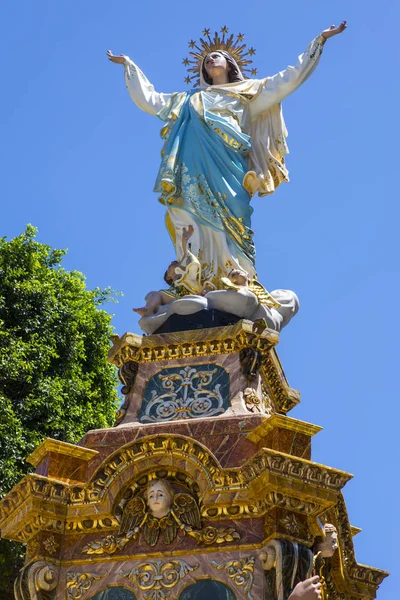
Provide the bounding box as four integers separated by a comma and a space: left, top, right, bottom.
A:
332, 494, 389, 590
211, 556, 255, 600
82, 524, 240, 555
108, 322, 278, 368
108, 322, 299, 414
83, 478, 240, 554
26, 537, 40, 558
66, 516, 120, 534
243, 388, 268, 413
66, 572, 106, 600
280, 513, 302, 536
120, 559, 198, 600
261, 351, 300, 413
43, 534, 59, 555
69, 434, 352, 507
14, 560, 59, 600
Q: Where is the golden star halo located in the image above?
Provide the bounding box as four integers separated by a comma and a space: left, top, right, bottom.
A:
183, 27, 258, 87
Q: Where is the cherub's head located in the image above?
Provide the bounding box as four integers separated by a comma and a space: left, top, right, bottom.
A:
164, 261, 180, 285
146, 479, 173, 519
228, 268, 249, 287
315, 523, 338, 558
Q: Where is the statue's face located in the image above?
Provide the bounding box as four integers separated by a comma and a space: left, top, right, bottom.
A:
147, 482, 171, 518
229, 269, 249, 286
204, 52, 228, 79
317, 529, 339, 557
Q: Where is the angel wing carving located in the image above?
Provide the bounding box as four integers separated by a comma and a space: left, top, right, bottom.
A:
119, 496, 147, 536
143, 514, 178, 546
249, 279, 281, 308
172, 493, 202, 529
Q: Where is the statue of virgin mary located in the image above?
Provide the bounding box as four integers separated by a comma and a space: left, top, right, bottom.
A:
108, 23, 346, 286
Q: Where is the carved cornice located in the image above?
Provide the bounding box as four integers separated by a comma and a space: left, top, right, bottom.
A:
241, 448, 352, 492
108, 321, 278, 368
246, 414, 322, 444
65, 516, 120, 534
27, 439, 98, 467
0, 474, 69, 541
261, 350, 300, 413
0, 475, 68, 524
320, 493, 389, 598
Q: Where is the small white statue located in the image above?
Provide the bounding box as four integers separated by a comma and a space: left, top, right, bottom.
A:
207, 268, 299, 331
314, 523, 338, 558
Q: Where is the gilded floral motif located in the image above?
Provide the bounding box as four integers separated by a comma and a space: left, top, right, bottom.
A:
211, 556, 255, 600
120, 559, 198, 600
43, 534, 59, 555
66, 572, 106, 600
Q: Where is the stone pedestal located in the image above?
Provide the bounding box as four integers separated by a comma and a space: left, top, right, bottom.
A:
0, 321, 388, 600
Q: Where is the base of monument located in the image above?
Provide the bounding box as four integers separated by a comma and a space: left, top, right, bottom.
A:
153, 308, 241, 334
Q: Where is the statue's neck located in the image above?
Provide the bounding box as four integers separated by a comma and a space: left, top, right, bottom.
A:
211, 73, 230, 86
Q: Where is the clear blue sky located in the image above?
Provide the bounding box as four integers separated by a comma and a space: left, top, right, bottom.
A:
1, 1, 398, 596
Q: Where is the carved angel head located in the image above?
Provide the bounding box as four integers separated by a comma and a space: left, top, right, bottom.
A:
146, 479, 173, 518
119, 478, 201, 547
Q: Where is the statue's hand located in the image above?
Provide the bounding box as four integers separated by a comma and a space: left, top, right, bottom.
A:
288, 576, 322, 600
321, 21, 347, 39
107, 50, 127, 64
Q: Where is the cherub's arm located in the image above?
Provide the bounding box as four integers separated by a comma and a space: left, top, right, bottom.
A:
250, 22, 347, 117
174, 226, 202, 294
180, 225, 194, 259
107, 51, 173, 116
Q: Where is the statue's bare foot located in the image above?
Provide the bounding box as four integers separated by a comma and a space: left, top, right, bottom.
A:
133, 307, 148, 317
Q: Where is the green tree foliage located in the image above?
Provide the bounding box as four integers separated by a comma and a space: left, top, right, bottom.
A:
0, 225, 119, 596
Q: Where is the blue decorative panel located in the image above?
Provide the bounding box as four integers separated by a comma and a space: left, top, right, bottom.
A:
139, 364, 230, 423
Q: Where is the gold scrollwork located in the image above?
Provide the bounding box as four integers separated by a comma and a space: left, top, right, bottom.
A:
82, 524, 240, 555
120, 559, 198, 600
211, 556, 255, 600
66, 572, 106, 600
243, 387, 270, 414
14, 561, 59, 600
188, 525, 241, 545
82, 534, 128, 555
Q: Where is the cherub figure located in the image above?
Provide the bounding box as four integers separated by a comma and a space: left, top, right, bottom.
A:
205, 268, 299, 332
222, 268, 282, 308
133, 225, 203, 317
119, 479, 201, 546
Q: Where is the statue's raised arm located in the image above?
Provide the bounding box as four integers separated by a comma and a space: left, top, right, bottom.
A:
107, 50, 173, 115
250, 21, 347, 116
